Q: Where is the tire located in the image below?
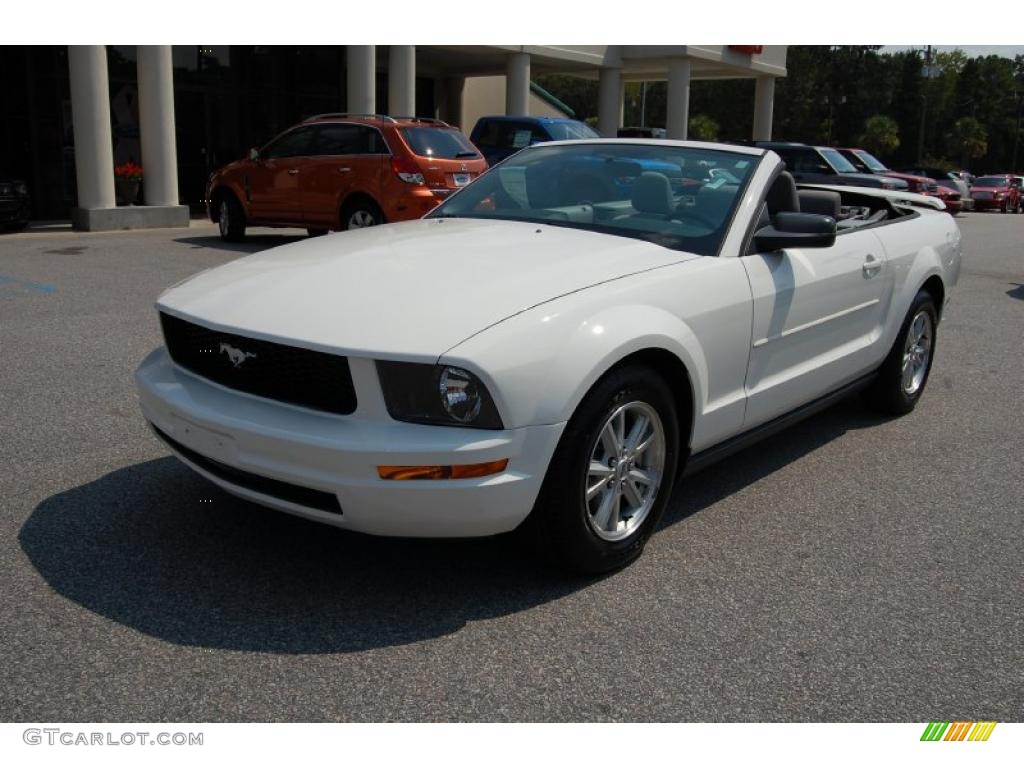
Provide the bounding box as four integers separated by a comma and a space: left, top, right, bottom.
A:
526, 364, 681, 574
340, 199, 383, 231
216, 193, 246, 242
865, 289, 938, 416
306, 228, 328, 237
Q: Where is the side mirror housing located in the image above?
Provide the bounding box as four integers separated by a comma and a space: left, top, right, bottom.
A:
755, 211, 837, 251
248, 147, 260, 161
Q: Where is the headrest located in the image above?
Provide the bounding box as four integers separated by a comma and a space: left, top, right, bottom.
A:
798, 189, 841, 218
766, 171, 799, 214
631, 172, 674, 215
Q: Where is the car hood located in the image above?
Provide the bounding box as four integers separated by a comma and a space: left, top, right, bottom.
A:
835, 172, 908, 189
158, 218, 692, 360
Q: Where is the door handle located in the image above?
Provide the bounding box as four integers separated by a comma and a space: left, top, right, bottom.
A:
862, 254, 882, 277
287, 168, 300, 175
338, 167, 352, 173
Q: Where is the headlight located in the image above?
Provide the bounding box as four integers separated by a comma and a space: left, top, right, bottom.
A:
15, 183, 28, 195
376, 361, 503, 429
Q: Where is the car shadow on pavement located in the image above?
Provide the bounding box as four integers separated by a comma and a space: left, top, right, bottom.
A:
1007, 283, 1024, 301
173, 234, 306, 254
20, 398, 885, 656
19, 455, 591, 655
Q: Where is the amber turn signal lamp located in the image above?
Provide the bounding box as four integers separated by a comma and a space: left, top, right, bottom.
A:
378, 459, 509, 481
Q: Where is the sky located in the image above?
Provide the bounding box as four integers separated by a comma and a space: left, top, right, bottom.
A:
879, 45, 1024, 59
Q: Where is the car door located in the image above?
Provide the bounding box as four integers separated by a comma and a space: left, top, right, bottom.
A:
303, 123, 387, 228
740, 218, 894, 427
247, 126, 315, 224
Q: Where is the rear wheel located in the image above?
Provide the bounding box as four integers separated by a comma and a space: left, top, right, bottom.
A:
217, 193, 246, 242
527, 365, 680, 574
866, 289, 938, 415
340, 199, 383, 231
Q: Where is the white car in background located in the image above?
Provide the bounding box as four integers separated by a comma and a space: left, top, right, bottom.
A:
135, 139, 961, 573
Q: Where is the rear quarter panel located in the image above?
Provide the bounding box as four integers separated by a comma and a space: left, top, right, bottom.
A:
874, 208, 961, 348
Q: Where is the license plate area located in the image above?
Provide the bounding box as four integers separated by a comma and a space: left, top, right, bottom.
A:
169, 415, 238, 464
452, 173, 472, 187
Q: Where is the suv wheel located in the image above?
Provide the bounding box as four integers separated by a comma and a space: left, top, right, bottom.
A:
217, 194, 246, 242
341, 200, 383, 230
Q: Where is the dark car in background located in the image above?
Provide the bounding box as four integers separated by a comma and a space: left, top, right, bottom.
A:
0, 176, 31, 230
754, 142, 908, 190
470, 115, 600, 166
970, 175, 1021, 213
836, 148, 963, 214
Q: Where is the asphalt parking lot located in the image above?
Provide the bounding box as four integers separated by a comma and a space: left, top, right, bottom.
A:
0, 213, 1021, 722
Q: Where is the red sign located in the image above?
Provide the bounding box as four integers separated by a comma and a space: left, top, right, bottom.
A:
729, 46, 764, 55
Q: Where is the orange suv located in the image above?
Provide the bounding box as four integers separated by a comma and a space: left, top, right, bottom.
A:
207, 114, 487, 241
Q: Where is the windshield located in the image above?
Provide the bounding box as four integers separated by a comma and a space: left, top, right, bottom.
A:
973, 176, 1008, 187
820, 148, 859, 173
544, 121, 601, 141
427, 143, 759, 256
400, 127, 480, 159
853, 150, 888, 172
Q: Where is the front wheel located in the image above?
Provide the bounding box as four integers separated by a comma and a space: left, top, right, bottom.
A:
866, 289, 938, 415
527, 365, 680, 574
217, 194, 246, 242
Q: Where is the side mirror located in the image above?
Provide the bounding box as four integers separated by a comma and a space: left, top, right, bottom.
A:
248, 147, 260, 161
755, 212, 837, 251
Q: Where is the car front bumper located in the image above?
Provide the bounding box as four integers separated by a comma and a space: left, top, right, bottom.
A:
0, 196, 30, 224
134, 347, 563, 537
972, 198, 1008, 210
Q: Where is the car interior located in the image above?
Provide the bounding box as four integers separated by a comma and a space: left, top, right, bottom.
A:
755, 171, 912, 234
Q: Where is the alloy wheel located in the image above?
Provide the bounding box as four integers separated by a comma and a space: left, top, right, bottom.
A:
584, 401, 665, 542
348, 210, 377, 229
219, 200, 229, 237
901, 310, 933, 396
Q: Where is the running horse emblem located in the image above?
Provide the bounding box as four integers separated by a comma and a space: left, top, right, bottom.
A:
219, 342, 257, 368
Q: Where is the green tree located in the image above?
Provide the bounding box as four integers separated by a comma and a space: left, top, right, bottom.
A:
947, 117, 988, 166
859, 115, 900, 157
688, 114, 719, 141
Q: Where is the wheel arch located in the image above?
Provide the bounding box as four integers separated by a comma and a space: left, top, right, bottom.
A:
920, 273, 946, 320
209, 184, 245, 222
597, 346, 697, 459
339, 190, 386, 225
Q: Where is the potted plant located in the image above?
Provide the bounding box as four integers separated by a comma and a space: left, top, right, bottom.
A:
114, 162, 143, 205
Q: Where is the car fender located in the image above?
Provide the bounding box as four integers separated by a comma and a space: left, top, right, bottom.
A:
441, 298, 707, 437
874, 210, 960, 350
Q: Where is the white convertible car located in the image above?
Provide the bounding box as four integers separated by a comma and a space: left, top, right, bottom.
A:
135, 140, 961, 573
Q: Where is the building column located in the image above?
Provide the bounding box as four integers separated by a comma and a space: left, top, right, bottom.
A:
598, 67, 622, 137
347, 45, 376, 114
505, 52, 530, 116
388, 45, 416, 117
137, 46, 179, 206
437, 77, 464, 127
753, 75, 776, 141
68, 45, 115, 213
666, 58, 691, 140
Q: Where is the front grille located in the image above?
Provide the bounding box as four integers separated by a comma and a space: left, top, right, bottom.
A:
160, 312, 357, 415
151, 424, 342, 514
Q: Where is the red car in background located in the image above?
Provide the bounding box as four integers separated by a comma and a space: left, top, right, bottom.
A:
970, 175, 1022, 213
838, 148, 963, 214
207, 114, 487, 241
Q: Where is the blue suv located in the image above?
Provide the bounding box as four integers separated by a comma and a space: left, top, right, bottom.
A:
470, 116, 602, 166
